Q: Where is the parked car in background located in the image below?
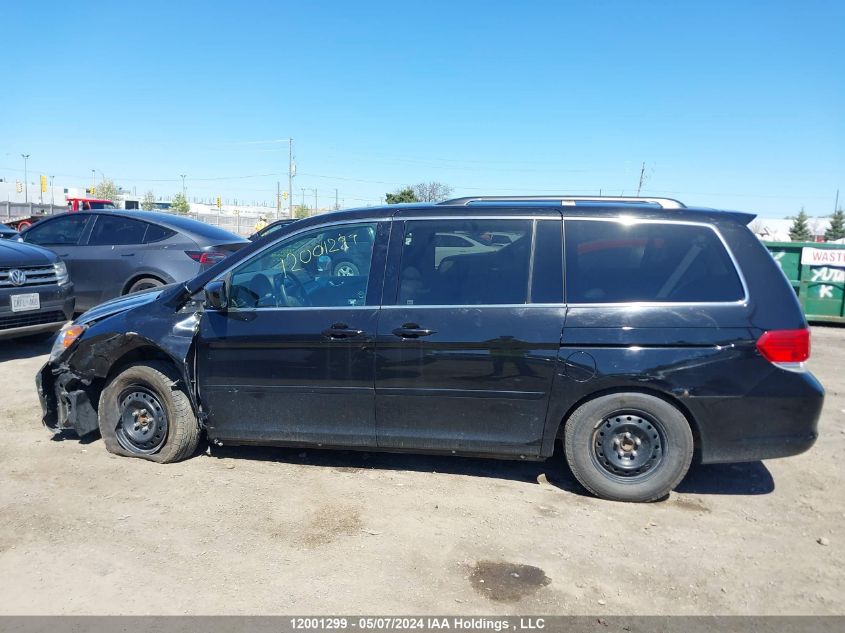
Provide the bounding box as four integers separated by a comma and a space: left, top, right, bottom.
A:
37, 196, 823, 502
20, 210, 247, 312
249, 218, 299, 241
2, 197, 118, 233
0, 225, 20, 240
0, 239, 74, 340
66, 198, 116, 212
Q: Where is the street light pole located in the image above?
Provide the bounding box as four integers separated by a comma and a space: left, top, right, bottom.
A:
21, 154, 30, 203
180, 174, 187, 198
91, 169, 96, 192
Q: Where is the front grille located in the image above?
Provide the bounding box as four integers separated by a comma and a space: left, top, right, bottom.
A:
0, 265, 59, 288
0, 310, 65, 330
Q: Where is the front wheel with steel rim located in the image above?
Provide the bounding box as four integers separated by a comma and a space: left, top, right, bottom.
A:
563, 393, 693, 502
115, 386, 169, 454
99, 361, 200, 463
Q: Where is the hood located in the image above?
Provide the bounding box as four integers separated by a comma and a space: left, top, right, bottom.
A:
0, 239, 57, 266
76, 285, 171, 325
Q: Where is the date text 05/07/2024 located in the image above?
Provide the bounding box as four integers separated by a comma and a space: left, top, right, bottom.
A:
290, 617, 547, 631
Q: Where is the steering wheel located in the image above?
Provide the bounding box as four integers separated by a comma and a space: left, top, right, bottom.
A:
274, 272, 310, 307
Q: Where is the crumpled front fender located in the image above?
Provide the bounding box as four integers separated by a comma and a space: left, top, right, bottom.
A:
36, 361, 99, 436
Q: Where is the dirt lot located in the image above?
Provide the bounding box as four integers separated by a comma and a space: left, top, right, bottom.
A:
0, 327, 843, 615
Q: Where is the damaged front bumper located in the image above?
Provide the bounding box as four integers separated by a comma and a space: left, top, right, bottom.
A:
36, 361, 99, 437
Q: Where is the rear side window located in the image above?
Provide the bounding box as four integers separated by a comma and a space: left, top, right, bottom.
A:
396, 219, 532, 305
143, 224, 176, 243
88, 215, 148, 245
564, 220, 744, 303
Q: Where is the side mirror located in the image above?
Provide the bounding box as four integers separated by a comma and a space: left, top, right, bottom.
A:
204, 279, 228, 310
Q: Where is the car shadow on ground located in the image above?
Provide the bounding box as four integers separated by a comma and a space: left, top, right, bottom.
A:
50, 430, 101, 445
677, 461, 774, 495
207, 441, 775, 498
0, 337, 53, 362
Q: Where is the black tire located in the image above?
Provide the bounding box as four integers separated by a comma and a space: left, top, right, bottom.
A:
98, 361, 199, 463
333, 261, 359, 277
563, 392, 693, 502
127, 277, 164, 294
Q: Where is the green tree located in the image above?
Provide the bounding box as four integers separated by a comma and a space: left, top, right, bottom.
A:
788, 208, 812, 242
293, 204, 310, 219
825, 208, 845, 242
385, 186, 419, 204
170, 192, 191, 215
93, 178, 122, 204
140, 190, 157, 211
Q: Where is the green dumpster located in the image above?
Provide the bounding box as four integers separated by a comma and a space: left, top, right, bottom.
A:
765, 241, 845, 323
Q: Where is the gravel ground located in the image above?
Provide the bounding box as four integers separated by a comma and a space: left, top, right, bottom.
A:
0, 327, 843, 615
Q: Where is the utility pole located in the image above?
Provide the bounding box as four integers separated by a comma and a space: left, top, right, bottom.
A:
21, 154, 30, 203
335, 188, 339, 210
50, 176, 54, 205
180, 174, 187, 198
276, 181, 281, 220
301, 188, 305, 213
91, 169, 95, 192
835, 189, 840, 214
288, 138, 294, 217
314, 189, 318, 215
636, 162, 646, 197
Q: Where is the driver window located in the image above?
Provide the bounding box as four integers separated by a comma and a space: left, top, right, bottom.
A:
228, 223, 377, 309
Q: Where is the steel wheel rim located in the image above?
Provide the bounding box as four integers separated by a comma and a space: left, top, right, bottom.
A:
591, 410, 665, 480
335, 263, 356, 276
115, 386, 168, 454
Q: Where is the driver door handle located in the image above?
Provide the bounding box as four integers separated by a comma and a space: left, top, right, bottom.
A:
322, 323, 365, 339
392, 324, 436, 339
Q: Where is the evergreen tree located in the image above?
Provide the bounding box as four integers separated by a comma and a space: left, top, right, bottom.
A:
385, 187, 419, 204
788, 208, 812, 242
824, 208, 845, 242
170, 192, 191, 215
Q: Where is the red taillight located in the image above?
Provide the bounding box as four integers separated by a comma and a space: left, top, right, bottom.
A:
185, 251, 228, 265
756, 329, 810, 364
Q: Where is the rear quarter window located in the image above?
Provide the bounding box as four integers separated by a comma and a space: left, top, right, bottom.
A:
144, 224, 176, 243
564, 220, 744, 303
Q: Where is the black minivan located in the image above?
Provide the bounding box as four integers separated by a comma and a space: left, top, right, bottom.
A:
37, 196, 824, 502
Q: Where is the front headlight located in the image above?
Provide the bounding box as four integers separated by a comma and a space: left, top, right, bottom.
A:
50, 322, 86, 360
54, 260, 69, 285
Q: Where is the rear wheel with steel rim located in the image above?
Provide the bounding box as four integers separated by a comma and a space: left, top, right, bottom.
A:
592, 411, 665, 479
563, 393, 693, 502
99, 361, 200, 463
333, 261, 359, 277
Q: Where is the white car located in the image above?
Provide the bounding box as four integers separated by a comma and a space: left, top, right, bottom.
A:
433, 232, 499, 266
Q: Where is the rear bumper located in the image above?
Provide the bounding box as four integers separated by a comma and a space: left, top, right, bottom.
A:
0, 283, 74, 339
691, 367, 824, 464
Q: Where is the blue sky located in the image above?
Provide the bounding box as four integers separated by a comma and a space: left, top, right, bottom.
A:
2, 0, 843, 217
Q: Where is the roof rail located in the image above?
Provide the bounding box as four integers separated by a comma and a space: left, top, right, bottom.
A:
439, 195, 686, 209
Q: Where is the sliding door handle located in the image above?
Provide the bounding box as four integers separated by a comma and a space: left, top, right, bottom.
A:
392, 324, 436, 339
